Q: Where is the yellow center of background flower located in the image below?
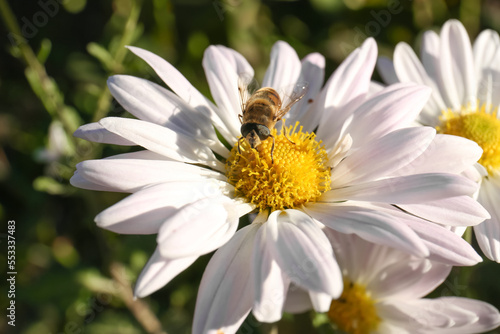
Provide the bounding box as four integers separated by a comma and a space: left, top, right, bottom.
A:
226, 122, 331, 212
328, 280, 380, 334
438, 104, 500, 175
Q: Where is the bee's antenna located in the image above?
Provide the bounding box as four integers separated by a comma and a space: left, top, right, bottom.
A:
269, 134, 275, 164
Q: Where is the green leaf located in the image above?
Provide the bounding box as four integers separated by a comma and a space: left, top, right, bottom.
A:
87, 42, 114, 70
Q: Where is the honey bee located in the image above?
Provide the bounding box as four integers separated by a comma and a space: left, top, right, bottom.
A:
237, 78, 308, 163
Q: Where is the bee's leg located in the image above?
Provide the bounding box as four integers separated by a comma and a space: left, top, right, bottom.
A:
283, 128, 295, 145
238, 114, 243, 124
269, 134, 275, 164
236, 137, 244, 163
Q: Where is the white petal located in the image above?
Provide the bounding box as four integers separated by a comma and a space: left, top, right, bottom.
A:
215, 45, 255, 76
157, 197, 237, 258
127, 46, 214, 111
74, 122, 136, 145
107, 75, 228, 156
286, 52, 325, 131
345, 83, 432, 148
475, 177, 500, 262
402, 213, 482, 266
70, 171, 116, 192
316, 38, 377, 144
391, 134, 483, 176
306, 203, 428, 257
473, 29, 500, 85
420, 30, 441, 85
323, 38, 377, 109
134, 248, 197, 298
252, 226, 289, 322
439, 19, 477, 109
324, 228, 382, 284
127, 46, 235, 144
331, 127, 435, 187
393, 42, 446, 123
369, 81, 385, 94
103, 150, 169, 160
262, 41, 301, 89
98, 117, 224, 170
266, 210, 342, 297
203, 45, 247, 143
398, 195, 490, 227
378, 261, 451, 301
308, 291, 334, 313
325, 173, 478, 204
108, 75, 197, 126
376, 56, 398, 85
433, 297, 500, 334
326, 228, 451, 301
73, 158, 226, 193
95, 181, 229, 234
380, 297, 500, 334
193, 224, 259, 334
367, 259, 449, 301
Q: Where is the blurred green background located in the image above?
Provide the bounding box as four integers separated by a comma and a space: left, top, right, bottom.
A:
1, 0, 500, 333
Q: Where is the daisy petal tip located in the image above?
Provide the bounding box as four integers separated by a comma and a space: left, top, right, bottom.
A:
252, 309, 282, 324
363, 36, 377, 49
203, 44, 219, 57
93, 210, 116, 230
473, 252, 483, 264
106, 74, 121, 86
443, 18, 465, 30
68, 172, 80, 187
126, 45, 141, 54
97, 117, 119, 132
133, 274, 162, 299
73, 124, 96, 139
302, 52, 325, 67
94, 213, 105, 227
422, 29, 439, 40
133, 283, 150, 299
274, 40, 293, 49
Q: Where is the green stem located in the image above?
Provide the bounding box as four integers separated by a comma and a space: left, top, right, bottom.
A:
0, 0, 39, 69
0, 0, 79, 142
92, 1, 141, 123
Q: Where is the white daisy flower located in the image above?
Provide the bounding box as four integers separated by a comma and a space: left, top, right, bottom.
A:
305, 229, 500, 334
377, 19, 500, 262
71, 39, 487, 333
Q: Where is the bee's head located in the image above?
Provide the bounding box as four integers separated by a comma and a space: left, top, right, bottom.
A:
241, 123, 270, 148
245, 129, 261, 148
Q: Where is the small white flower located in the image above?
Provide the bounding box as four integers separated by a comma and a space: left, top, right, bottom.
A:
303, 229, 500, 334
71, 38, 488, 333
377, 19, 500, 262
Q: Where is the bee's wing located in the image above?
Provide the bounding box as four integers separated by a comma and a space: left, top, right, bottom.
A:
238, 74, 259, 114
275, 81, 309, 120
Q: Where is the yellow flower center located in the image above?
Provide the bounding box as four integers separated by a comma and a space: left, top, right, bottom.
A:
438, 104, 500, 175
328, 279, 380, 334
225, 122, 331, 212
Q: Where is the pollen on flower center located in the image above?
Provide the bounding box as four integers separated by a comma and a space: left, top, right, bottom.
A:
438, 105, 500, 175
225, 122, 331, 212
328, 279, 380, 334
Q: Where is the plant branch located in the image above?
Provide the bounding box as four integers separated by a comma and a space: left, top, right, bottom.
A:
110, 262, 168, 334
